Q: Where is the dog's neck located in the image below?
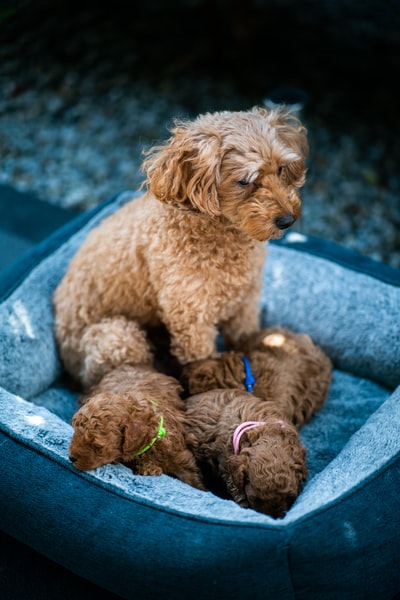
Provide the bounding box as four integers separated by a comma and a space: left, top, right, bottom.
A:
163, 199, 262, 249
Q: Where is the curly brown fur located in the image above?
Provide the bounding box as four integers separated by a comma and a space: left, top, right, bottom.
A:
185, 389, 307, 518
182, 327, 332, 427
69, 364, 205, 490
53, 107, 308, 389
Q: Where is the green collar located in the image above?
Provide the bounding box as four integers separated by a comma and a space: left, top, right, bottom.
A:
134, 414, 166, 456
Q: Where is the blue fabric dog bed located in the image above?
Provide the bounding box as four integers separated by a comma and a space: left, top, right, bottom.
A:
1, 191, 399, 599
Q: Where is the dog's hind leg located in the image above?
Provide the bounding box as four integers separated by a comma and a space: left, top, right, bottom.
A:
78, 316, 153, 388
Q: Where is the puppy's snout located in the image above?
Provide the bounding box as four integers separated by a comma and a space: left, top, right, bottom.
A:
275, 213, 296, 230
69, 455, 77, 463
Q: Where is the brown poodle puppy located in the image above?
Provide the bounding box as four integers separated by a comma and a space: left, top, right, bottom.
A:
69, 364, 205, 490
185, 389, 307, 518
182, 327, 332, 427
181, 327, 332, 517
53, 106, 308, 389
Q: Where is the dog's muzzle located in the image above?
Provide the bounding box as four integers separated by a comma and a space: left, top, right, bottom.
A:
275, 213, 296, 230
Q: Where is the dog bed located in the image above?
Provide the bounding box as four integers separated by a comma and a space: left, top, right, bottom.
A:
0, 191, 399, 599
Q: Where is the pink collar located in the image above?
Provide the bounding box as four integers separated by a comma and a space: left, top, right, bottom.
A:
232, 418, 288, 454
232, 421, 265, 455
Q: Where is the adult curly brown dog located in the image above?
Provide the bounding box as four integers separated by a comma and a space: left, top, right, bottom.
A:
69, 364, 205, 490
181, 327, 332, 517
53, 106, 308, 390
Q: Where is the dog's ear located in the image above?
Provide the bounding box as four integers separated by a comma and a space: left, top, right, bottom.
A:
142, 124, 222, 216
227, 452, 249, 494
252, 105, 308, 178
122, 416, 157, 457
267, 106, 309, 162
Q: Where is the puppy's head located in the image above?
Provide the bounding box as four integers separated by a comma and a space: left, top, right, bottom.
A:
142, 106, 308, 241
225, 418, 307, 518
181, 353, 241, 395
69, 394, 160, 470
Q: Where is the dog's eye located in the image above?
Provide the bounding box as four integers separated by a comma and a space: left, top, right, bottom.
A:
278, 166, 285, 176
237, 179, 250, 187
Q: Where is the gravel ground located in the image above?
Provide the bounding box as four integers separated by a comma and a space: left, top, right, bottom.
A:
1, 0, 400, 267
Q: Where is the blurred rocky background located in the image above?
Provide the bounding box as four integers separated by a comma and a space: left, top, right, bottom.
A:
1, 0, 400, 266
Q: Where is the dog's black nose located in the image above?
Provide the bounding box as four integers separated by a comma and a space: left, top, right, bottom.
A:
69, 455, 77, 463
275, 214, 296, 230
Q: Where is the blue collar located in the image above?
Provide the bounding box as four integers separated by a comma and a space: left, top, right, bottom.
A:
242, 356, 256, 392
